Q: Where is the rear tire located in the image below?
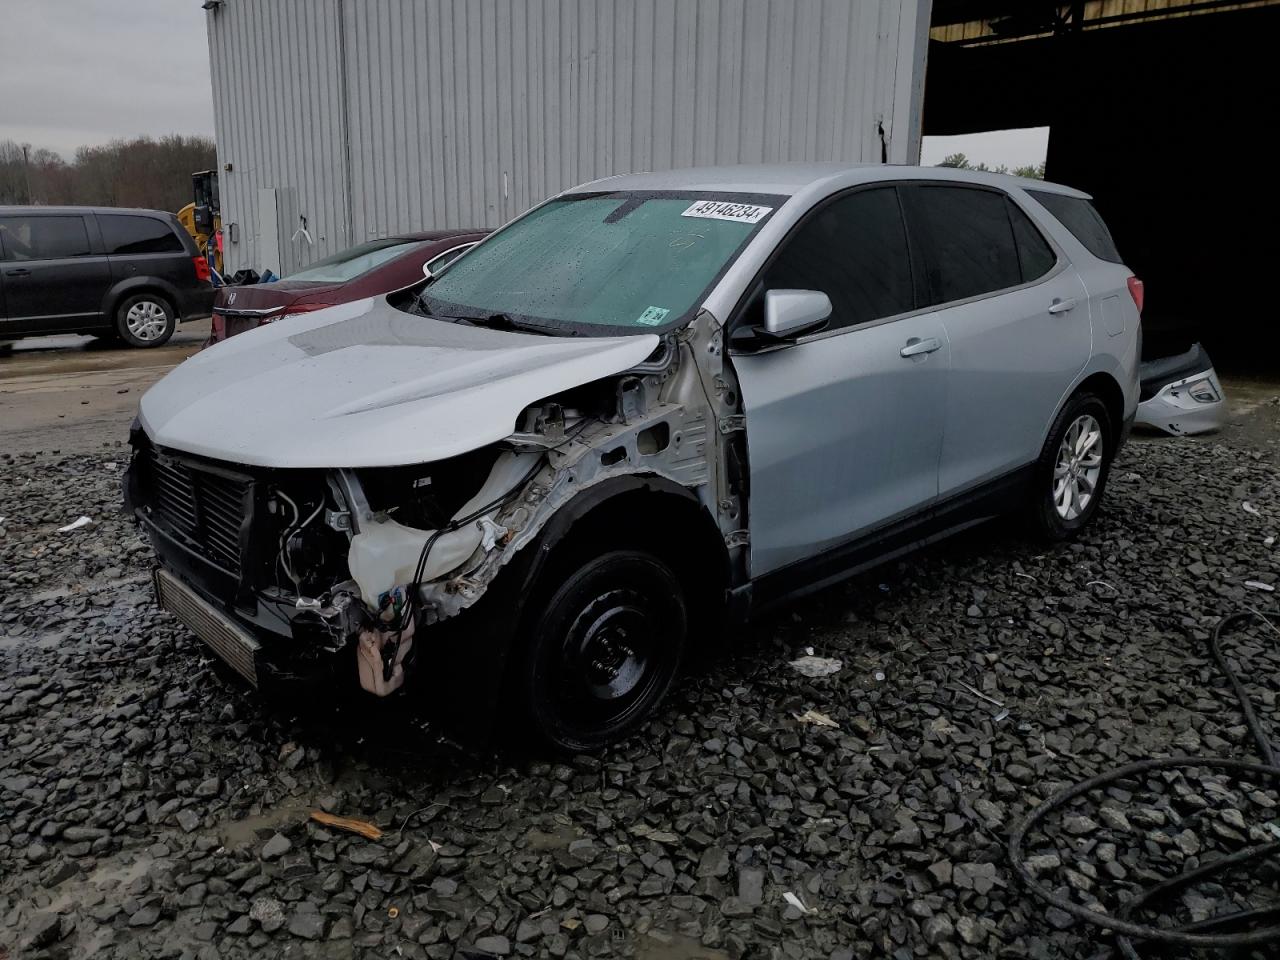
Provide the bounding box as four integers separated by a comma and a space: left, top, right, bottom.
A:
115, 294, 176, 348
517, 549, 686, 753
1026, 391, 1114, 541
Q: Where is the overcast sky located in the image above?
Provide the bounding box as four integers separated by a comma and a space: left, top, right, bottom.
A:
0, 0, 215, 158
0, 2, 1047, 171
921, 128, 1050, 169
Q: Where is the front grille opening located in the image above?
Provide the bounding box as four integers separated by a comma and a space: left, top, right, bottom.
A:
147, 449, 250, 574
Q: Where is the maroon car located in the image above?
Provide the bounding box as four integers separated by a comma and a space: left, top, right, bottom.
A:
208, 230, 486, 344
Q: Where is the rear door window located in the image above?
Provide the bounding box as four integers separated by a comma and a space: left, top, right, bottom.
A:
1007, 199, 1057, 283
760, 186, 915, 331
0, 215, 92, 261
100, 214, 185, 255
901, 185, 1022, 306
1026, 190, 1123, 263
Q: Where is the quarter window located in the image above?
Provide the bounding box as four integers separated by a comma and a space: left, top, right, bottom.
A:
1007, 199, 1057, 283
100, 214, 184, 255
760, 186, 915, 331
0, 216, 92, 261
425, 243, 475, 276
902, 185, 1022, 305
1027, 190, 1123, 263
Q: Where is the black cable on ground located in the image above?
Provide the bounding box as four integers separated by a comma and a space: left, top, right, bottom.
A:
1008, 610, 1280, 956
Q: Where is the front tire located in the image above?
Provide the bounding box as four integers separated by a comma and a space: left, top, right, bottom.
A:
116, 294, 176, 348
518, 550, 687, 753
1027, 391, 1114, 541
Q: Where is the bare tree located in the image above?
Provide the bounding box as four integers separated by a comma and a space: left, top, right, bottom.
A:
0, 135, 216, 210
0, 141, 33, 204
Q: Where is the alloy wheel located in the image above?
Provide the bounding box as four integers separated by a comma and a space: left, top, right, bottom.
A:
1052, 413, 1103, 520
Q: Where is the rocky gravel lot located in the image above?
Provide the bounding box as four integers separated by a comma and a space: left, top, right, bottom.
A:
2, 425, 1279, 960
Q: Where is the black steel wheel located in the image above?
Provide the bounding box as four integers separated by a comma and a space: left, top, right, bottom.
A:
520, 550, 686, 752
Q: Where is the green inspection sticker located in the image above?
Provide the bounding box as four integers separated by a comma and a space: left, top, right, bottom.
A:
635, 306, 670, 326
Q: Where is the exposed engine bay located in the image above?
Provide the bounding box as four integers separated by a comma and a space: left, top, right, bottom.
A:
126, 311, 747, 697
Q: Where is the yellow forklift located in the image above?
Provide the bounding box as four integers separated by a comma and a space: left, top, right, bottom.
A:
177, 170, 222, 275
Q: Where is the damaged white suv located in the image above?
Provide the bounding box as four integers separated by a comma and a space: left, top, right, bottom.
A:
126, 164, 1141, 750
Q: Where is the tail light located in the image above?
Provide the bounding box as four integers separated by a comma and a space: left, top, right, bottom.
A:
193, 256, 212, 283
1127, 276, 1144, 314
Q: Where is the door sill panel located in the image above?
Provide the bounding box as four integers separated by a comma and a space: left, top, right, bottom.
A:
742, 464, 1033, 617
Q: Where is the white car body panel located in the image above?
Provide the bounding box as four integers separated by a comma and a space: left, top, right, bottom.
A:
138, 297, 659, 468
128, 162, 1147, 734
732, 312, 950, 575
931, 265, 1094, 497
1136, 368, 1226, 435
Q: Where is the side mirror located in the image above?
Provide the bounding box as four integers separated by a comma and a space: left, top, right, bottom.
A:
763, 289, 831, 339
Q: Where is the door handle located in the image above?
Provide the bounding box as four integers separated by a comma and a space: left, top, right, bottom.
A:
900, 336, 942, 358
1048, 297, 1077, 315
5, 268, 31, 278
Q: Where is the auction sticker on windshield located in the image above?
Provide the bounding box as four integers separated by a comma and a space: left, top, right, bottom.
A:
682, 200, 773, 224
635, 306, 670, 326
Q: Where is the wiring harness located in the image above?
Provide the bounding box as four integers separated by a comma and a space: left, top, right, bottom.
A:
1009, 610, 1280, 958
377, 452, 550, 681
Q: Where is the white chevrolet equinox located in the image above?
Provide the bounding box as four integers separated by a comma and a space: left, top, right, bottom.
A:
126, 163, 1141, 751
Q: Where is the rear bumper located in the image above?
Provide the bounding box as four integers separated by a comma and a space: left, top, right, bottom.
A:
207, 310, 270, 344
1135, 345, 1225, 436
1135, 368, 1226, 436
177, 285, 216, 322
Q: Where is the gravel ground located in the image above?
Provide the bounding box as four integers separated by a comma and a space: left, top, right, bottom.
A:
2, 427, 1279, 960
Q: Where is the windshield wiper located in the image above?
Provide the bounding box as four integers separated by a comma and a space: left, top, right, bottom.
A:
464, 312, 524, 331
446, 312, 565, 335
414, 295, 574, 336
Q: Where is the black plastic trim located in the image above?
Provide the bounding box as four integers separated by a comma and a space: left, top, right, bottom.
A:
743, 465, 1034, 616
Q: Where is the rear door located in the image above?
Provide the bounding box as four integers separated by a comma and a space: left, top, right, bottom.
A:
731, 185, 949, 576
1026, 189, 1141, 396
0, 213, 111, 333
99, 212, 191, 287
900, 183, 1092, 498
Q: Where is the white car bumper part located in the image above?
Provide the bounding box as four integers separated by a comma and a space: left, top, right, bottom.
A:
1135, 344, 1226, 436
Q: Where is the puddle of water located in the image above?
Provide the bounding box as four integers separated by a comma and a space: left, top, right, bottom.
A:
43, 851, 155, 915
524, 823, 582, 851
21, 573, 150, 605
637, 932, 730, 960
0, 632, 66, 653
219, 796, 314, 848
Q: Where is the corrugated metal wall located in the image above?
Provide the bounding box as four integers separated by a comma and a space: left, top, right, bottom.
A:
207, 0, 930, 274
207, 0, 353, 275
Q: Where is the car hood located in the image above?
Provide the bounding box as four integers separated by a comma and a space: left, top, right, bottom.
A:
139, 297, 660, 468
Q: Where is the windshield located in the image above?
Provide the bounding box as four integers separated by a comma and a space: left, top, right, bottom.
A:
287, 238, 425, 283
418, 191, 782, 335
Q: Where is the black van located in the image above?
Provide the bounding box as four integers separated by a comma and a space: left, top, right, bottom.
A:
0, 206, 215, 348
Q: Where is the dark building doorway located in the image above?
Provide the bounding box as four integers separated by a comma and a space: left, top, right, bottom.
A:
925, 1, 1280, 370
